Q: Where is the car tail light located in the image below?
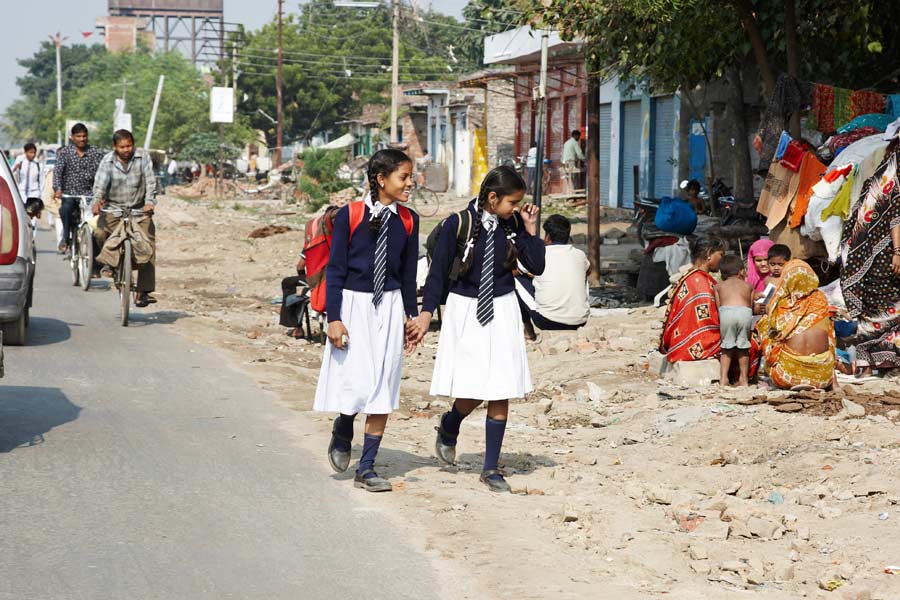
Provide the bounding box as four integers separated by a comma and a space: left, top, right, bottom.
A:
0, 178, 19, 265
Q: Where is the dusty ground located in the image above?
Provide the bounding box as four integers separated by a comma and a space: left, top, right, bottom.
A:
144, 194, 900, 599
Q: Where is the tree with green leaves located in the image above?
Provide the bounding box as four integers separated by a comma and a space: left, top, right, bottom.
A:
236, 0, 462, 149
531, 0, 900, 195
4, 45, 254, 155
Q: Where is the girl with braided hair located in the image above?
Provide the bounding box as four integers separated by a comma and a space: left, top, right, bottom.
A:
314, 148, 419, 492
409, 165, 544, 492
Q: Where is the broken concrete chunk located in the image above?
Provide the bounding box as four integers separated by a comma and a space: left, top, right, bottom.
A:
841, 398, 866, 417
689, 544, 709, 560
671, 359, 720, 387
748, 516, 780, 539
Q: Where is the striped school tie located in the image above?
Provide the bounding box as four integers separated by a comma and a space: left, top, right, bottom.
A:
476, 219, 496, 326
372, 211, 391, 307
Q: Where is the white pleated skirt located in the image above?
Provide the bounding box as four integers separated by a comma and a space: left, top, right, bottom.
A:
430, 292, 532, 401
314, 289, 404, 415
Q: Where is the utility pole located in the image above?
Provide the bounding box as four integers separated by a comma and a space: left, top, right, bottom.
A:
532, 29, 550, 232
49, 32, 66, 146
586, 74, 601, 286
144, 75, 165, 150
275, 0, 284, 167
389, 0, 400, 144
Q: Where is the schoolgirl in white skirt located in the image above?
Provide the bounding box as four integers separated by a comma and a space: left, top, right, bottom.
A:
314, 149, 419, 492
409, 165, 544, 492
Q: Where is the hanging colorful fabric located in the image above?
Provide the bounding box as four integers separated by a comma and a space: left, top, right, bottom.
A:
833, 87, 853, 129
850, 90, 886, 120
789, 152, 827, 228
809, 83, 835, 133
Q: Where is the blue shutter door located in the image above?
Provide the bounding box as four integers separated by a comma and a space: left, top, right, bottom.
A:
652, 96, 675, 198
598, 103, 612, 206
619, 100, 641, 208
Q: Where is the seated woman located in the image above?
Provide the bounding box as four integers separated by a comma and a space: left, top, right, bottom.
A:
660, 238, 726, 361
757, 260, 836, 390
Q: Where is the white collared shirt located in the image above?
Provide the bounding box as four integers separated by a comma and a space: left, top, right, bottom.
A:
364, 193, 398, 220
481, 211, 498, 233
14, 156, 43, 200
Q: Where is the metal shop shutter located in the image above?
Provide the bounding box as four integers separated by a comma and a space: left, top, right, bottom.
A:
619, 100, 641, 208
517, 102, 532, 157
598, 103, 612, 205
548, 97, 564, 163
653, 96, 676, 198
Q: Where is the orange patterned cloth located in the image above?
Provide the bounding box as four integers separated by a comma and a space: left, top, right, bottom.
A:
757, 260, 834, 388
660, 269, 721, 361
789, 152, 827, 228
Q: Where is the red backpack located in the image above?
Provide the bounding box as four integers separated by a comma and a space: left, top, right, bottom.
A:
304, 201, 414, 314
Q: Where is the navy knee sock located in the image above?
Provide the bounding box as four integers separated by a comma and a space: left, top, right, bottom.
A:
440, 404, 467, 446
357, 433, 383, 478
483, 417, 507, 479
333, 413, 356, 452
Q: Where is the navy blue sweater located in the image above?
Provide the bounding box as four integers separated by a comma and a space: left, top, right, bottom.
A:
422, 202, 545, 314
325, 204, 419, 322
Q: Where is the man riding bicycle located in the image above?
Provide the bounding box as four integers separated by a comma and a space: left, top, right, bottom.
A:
91, 129, 158, 308
53, 123, 106, 254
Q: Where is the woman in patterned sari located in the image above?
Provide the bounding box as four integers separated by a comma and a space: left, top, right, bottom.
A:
840, 142, 900, 375
759, 260, 835, 389
660, 239, 726, 361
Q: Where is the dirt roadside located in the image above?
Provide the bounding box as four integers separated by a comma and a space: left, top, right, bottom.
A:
147, 195, 900, 599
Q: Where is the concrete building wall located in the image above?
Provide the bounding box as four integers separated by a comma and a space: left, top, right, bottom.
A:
485, 78, 516, 168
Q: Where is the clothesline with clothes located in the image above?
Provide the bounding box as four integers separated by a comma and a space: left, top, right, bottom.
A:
755, 72, 900, 170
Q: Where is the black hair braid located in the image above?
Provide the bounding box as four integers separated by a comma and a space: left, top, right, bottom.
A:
459, 188, 488, 275
500, 218, 519, 271
368, 174, 383, 236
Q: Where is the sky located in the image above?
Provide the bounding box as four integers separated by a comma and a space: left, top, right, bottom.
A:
0, 0, 468, 116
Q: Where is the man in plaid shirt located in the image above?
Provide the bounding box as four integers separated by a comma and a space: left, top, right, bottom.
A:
92, 129, 158, 307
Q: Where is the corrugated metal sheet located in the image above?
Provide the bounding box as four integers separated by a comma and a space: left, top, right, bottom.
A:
598, 103, 612, 205
653, 96, 675, 197
620, 100, 641, 208
110, 0, 222, 12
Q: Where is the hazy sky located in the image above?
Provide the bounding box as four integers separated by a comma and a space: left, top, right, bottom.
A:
0, 0, 468, 115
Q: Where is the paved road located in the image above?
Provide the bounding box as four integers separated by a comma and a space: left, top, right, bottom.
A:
0, 232, 439, 599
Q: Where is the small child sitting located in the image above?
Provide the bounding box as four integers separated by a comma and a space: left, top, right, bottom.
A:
753, 244, 791, 314
715, 254, 754, 386
762, 244, 791, 288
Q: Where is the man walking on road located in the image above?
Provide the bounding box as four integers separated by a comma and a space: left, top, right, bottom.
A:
562, 130, 584, 194
12, 142, 45, 224
92, 129, 158, 307
53, 123, 105, 253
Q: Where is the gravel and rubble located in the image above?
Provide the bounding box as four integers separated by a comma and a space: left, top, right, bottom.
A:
148, 195, 900, 599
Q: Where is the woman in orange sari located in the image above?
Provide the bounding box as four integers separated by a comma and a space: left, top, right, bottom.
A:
758, 260, 836, 390
660, 239, 726, 361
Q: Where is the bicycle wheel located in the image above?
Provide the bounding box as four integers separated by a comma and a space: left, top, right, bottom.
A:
70, 234, 80, 286
78, 226, 93, 291
121, 240, 132, 327
413, 187, 439, 217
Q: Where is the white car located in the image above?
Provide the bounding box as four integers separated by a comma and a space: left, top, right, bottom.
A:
0, 151, 36, 346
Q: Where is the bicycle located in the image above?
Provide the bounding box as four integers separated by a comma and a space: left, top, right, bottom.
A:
409, 178, 439, 217
102, 206, 146, 327
61, 195, 94, 290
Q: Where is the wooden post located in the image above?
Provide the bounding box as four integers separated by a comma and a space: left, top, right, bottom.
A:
586, 74, 601, 286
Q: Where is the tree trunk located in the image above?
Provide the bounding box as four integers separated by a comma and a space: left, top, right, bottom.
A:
586, 74, 601, 286
784, 0, 802, 138
724, 67, 753, 199
732, 0, 775, 101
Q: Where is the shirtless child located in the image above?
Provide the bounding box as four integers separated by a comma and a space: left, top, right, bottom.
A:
716, 255, 754, 386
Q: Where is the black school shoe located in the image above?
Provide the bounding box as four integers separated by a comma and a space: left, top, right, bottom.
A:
480, 470, 512, 493
354, 469, 392, 492
434, 413, 458, 465
327, 417, 352, 473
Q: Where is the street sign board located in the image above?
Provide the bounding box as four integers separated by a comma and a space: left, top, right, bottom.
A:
210, 87, 234, 124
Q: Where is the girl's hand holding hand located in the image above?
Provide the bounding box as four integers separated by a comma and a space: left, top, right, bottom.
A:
327, 320, 349, 350
520, 203, 540, 236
